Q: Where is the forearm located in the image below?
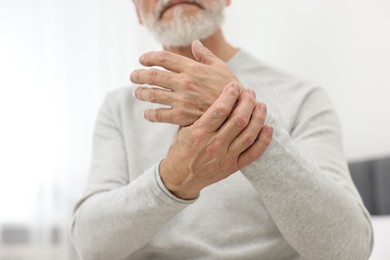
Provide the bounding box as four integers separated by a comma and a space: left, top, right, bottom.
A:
71, 163, 192, 260
242, 116, 373, 259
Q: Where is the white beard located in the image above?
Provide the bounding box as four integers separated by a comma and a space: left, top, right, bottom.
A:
139, 0, 225, 47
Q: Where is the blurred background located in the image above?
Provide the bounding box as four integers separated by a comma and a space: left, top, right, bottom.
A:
0, 0, 389, 259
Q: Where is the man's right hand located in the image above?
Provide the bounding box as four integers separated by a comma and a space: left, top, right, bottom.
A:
160, 82, 273, 200
131, 41, 241, 126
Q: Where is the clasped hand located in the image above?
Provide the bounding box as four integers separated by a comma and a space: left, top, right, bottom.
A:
159, 82, 272, 200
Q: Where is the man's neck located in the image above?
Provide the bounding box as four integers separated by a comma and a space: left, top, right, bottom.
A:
163, 29, 237, 62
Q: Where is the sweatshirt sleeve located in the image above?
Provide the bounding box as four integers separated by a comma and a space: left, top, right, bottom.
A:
70, 94, 194, 260
241, 88, 373, 260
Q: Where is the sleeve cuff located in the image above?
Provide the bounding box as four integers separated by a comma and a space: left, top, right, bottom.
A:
146, 160, 197, 205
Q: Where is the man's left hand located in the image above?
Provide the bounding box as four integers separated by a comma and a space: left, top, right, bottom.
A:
130, 40, 241, 126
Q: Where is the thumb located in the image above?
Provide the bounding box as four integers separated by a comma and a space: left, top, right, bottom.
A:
191, 40, 220, 65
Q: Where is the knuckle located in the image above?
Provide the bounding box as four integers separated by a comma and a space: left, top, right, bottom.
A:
257, 104, 268, 122
249, 96, 257, 106
226, 83, 240, 96
146, 109, 158, 122
189, 128, 205, 143
233, 114, 249, 128
213, 104, 229, 118
249, 89, 257, 98
243, 91, 256, 104
207, 142, 222, 156
180, 78, 194, 90
153, 109, 161, 122
148, 109, 160, 122
262, 132, 272, 145
181, 97, 193, 108
243, 133, 256, 146
137, 88, 146, 100
157, 50, 170, 64
165, 92, 173, 104
188, 63, 202, 73
147, 70, 158, 84
247, 152, 260, 162
256, 129, 273, 147
258, 111, 266, 123
147, 88, 155, 102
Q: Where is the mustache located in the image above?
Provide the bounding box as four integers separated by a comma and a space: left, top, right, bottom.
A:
156, 0, 205, 19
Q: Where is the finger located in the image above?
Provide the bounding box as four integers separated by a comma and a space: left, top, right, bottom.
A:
144, 107, 197, 127
191, 40, 222, 66
229, 103, 267, 153
237, 125, 273, 168
133, 87, 174, 106
217, 89, 257, 145
130, 69, 179, 91
195, 81, 241, 132
139, 50, 195, 73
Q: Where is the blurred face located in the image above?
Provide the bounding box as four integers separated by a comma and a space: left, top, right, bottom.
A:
134, 0, 227, 47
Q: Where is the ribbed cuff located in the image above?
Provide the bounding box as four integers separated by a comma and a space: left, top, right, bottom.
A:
148, 160, 197, 205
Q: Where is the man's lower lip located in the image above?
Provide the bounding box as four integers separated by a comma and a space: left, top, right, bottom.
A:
160, 2, 203, 18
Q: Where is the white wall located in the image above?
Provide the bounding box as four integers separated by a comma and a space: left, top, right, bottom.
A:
224, 0, 390, 161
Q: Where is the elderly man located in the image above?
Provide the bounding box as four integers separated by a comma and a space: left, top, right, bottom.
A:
71, 0, 373, 259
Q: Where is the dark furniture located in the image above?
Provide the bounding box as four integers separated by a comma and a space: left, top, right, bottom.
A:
349, 156, 390, 215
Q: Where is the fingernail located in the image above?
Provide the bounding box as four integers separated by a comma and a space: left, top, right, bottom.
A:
258, 103, 267, 112
230, 82, 239, 90
265, 125, 273, 136
139, 55, 145, 63
195, 40, 203, 47
250, 89, 256, 98
245, 89, 256, 98
144, 110, 149, 120
133, 88, 140, 99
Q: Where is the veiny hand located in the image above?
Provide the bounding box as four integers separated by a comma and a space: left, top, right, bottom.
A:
130, 40, 242, 126
160, 82, 273, 200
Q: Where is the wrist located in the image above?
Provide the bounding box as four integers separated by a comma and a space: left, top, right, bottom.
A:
159, 159, 200, 200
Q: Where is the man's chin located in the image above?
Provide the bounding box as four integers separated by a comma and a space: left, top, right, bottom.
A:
153, 27, 217, 48
144, 1, 224, 47
155, 35, 200, 48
